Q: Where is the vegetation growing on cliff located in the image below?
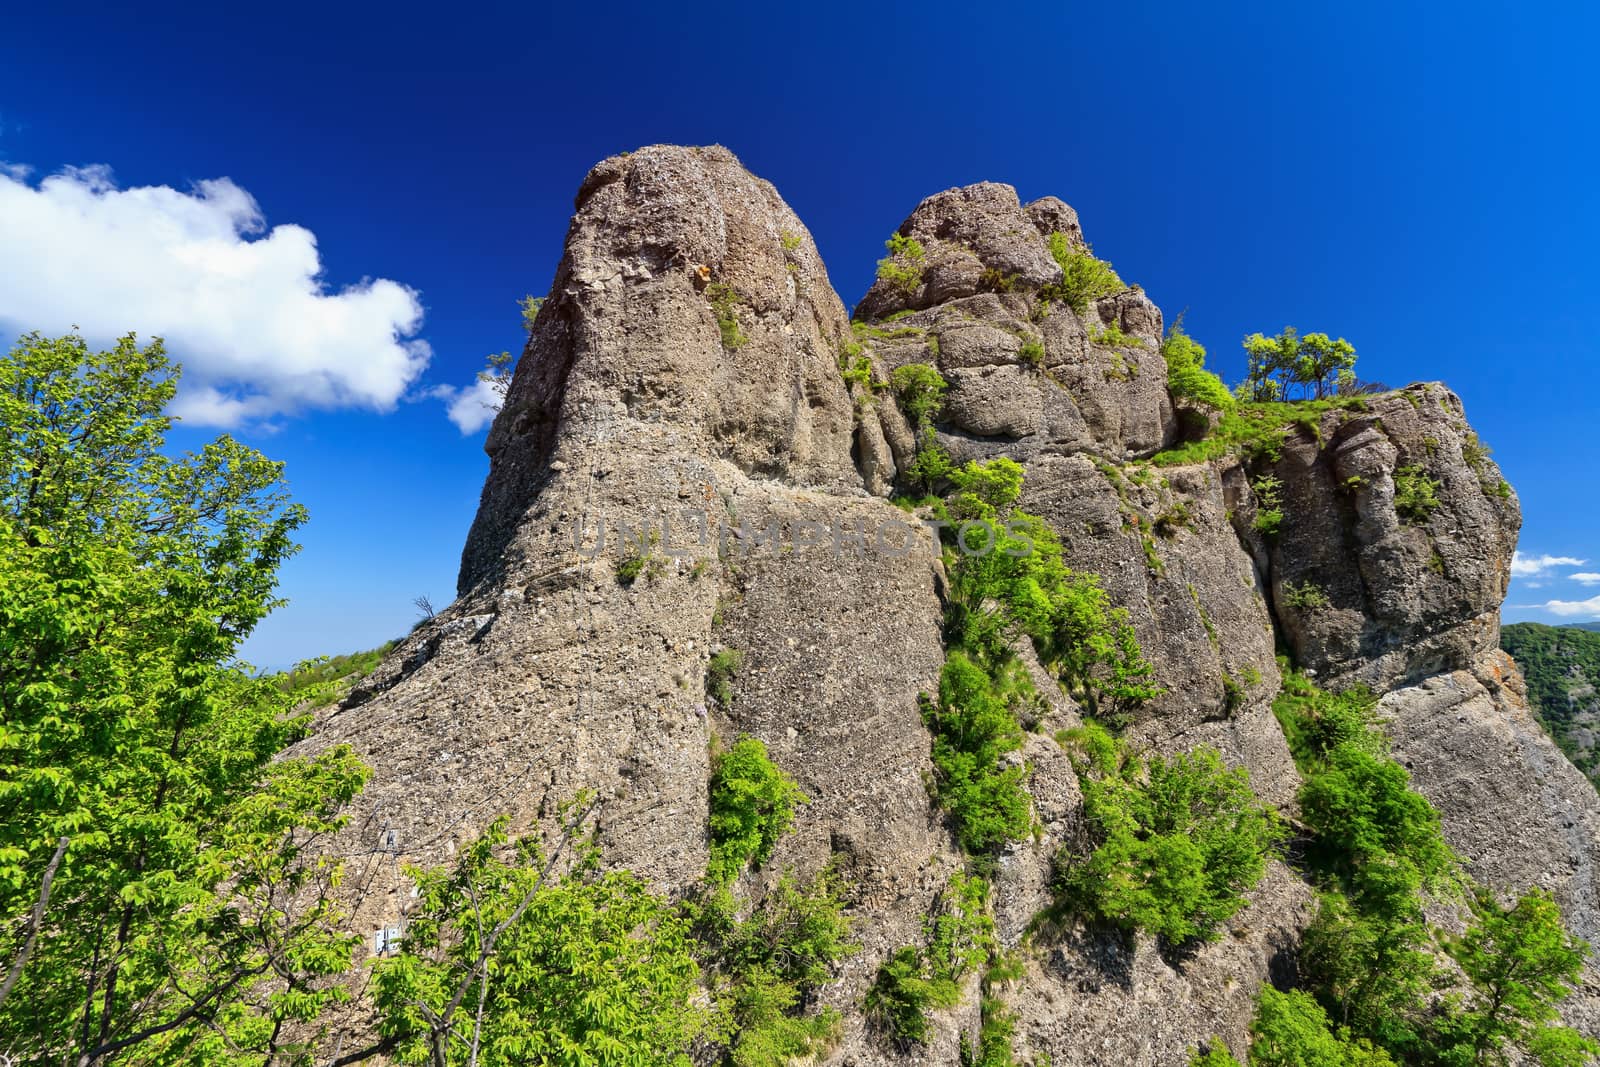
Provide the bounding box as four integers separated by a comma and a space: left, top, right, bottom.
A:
1393, 465, 1442, 525
923, 652, 1031, 855
1043, 232, 1123, 315
1237, 327, 1359, 402
377, 743, 851, 1066
876, 233, 927, 294
916, 458, 1162, 867
1053, 723, 1283, 945
1162, 319, 1235, 412
1274, 668, 1596, 1066
864, 871, 994, 1047
374, 808, 710, 1067
891, 362, 948, 427
707, 736, 807, 885
1147, 394, 1372, 468
693, 867, 857, 1067
889, 362, 955, 494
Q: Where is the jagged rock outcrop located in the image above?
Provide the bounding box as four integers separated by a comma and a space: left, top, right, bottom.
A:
1241, 384, 1520, 691
296, 146, 1597, 1063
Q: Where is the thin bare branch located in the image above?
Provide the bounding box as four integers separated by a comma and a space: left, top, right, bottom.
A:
0, 836, 69, 1011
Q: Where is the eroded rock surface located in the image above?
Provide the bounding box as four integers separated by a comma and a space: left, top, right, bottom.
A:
297, 148, 1595, 1063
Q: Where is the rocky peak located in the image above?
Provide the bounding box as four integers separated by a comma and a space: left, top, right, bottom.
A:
300, 148, 1595, 1065
461, 144, 864, 594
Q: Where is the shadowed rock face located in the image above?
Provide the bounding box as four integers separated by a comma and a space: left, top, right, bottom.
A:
294, 147, 1595, 1063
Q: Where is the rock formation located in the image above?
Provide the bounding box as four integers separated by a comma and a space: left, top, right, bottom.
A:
293, 145, 1598, 1064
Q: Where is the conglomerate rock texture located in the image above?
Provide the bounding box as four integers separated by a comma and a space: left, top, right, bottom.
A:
293, 145, 1595, 1064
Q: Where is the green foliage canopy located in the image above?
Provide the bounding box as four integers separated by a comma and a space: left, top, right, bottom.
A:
374, 813, 709, 1067
1162, 320, 1235, 412
1056, 723, 1283, 944
707, 737, 808, 885
0, 331, 369, 1062
1238, 327, 1358, 402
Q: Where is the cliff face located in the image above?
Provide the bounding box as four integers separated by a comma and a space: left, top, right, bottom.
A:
294, 145, 1596, 1063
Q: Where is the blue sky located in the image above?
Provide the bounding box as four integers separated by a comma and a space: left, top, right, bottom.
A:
2, 1, 1596, 669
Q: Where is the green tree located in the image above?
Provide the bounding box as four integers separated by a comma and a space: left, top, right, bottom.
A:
1249, 987, 1395, 1067
890, 363, 948, 429
1299, 888, 1437, 1054
1297, 745, 1456, 911
373, 810, 709, 1067
1239, 328, 1358, 402
1056, 724, 1283, 944
1163, 319, 1235, 412
923, 654, 1031, 856
1432, 888, 1598, 1067
476, 295, 544, 401
707, 737, 808, 884
0, 331, 369, 1063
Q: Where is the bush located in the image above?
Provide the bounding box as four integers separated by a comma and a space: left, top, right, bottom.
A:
1251, 473, 1284, 536
1090, 324, 1141, 349
864, 873, 993, 1047
1163, 323, 1235, 413
707, 282, 749, 349
1393, 466, 1441, 525
1249, 987, 1395, 1067
906, 428, 956, 494
1045, 232, 1123, 315
1191, 1042, 1242, 1066
841, 354, 875, 393
1271, 670, 1382, 765
707, 737, 807, 884
707, 648, 745, 710
923, 653, 1031, 856
864, 945, 953, 1047
616, 553, 646, 583
1033, 569, 1161, 725
1282, 581, 1330, 611
1298, 744, 1455, 906
1017, 339, 1045, 367
1055, 724, 1283, 944
891, 362, 949, 428
877, 233, 926, 294
695, 868, 857, 1067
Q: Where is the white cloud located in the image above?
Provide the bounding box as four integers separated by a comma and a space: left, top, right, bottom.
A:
1539, 595, 1600, 619
431, 379, 503, 435
0, 163, 430, 426
1572, 573, 1600, 586
1511, 552, 1588, 578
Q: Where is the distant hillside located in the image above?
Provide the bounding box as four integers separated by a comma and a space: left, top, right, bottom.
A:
273, 641, 397, 708
1502, 622, 1600, 785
